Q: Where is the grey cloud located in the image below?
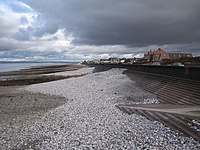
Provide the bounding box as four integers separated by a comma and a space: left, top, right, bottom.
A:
32, 15, 61, 37
21, 0, 200, 49
13, 28, 32, 41
0, 49, 64, 60
20, 16, 29, 25
0, 38, 32, 51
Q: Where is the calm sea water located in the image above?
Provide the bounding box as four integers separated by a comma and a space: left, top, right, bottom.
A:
0, 62, 79, 72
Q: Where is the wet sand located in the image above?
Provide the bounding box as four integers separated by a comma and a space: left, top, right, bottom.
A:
0, 86, 66, 122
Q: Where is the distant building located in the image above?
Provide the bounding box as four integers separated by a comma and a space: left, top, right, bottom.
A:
92, 60, 100, 64
100, 59, 110, 64
124, 58, 141, 64
120, 58, 126, 63
168, 53, 193, 59
108, 57, 120, 64
142, 48, 192, 62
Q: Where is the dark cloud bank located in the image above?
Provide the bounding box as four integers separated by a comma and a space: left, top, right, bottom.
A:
22, 0, 200, 48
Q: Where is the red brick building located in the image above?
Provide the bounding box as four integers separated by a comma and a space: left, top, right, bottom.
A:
142, 48, 193, 62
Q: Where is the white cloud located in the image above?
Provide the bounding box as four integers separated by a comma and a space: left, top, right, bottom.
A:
0, 4, 21, 37
133, 53, 144, 58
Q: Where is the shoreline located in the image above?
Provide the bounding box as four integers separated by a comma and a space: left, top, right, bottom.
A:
0, 64, 83, 76
0, 62, 80, 73
0, 64, 90, 86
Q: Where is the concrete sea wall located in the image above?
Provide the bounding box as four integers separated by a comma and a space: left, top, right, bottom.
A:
91, 64, 200, 81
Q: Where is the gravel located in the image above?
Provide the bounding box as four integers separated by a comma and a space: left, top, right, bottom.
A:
1, 68, 199, 149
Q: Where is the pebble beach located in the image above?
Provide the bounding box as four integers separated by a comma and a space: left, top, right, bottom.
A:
0, 67, 199, 149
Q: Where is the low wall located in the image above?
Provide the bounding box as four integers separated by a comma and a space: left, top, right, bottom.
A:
92, 64, 200, 81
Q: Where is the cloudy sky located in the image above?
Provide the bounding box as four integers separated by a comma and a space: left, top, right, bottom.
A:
0, 0, 200, 61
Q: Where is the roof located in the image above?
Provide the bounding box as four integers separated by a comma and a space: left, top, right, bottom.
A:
153, 49, 167, 55
143, 55, 149, 60
148, 51, 154, 55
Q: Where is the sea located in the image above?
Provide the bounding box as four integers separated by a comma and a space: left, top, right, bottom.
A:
0, 61, 79, 72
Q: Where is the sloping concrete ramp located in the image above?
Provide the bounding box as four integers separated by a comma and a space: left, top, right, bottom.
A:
116, 103, 200, 141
